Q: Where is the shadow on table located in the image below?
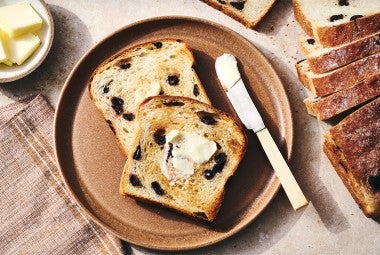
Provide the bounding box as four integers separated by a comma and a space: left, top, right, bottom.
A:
0, 4, 93, 107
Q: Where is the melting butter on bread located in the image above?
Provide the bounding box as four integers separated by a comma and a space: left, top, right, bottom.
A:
89, 39, 210, 156
120, 96, 247, 221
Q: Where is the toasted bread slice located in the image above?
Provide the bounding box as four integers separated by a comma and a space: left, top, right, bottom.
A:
120, 96, 247, 221
88, 39, 210, 156
323, 97, 380, 217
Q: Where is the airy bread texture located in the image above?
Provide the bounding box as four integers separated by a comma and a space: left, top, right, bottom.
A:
323, 97, 380, 218
296, 53, 380, 97
120, 96, 247, 221
304, 73, 380, 120
298, 32, 380, 74
89, 39, 210, 156
200, 0, 276, 28
293, 0, 380, 47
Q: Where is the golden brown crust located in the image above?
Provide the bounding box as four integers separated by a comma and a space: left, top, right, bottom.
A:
306, 32, 380, 74
292, 0, 314, 37
323, 97, 380, 217
296, 52, 380, 97
316, 13, 380, 47
304, 74, 380, 120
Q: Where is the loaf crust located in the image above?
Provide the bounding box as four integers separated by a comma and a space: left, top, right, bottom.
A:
200, 0, 276, 28
323, 97, 380, 217
120, 96, 247, 221
293, 0, 380, 47
296, 52, 380, 97
298, 32, 380, 74
304, 73, 380, 120
88, 39, 210, 156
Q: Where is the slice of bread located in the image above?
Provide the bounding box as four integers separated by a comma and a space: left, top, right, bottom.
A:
89, 39, 211, 156
304, 73, 380, 120
120, 96, 247, 222
296, 52, 380, 97
293, 0, 380, 47
200, 0, 277, 28
298, 32, 380, 74
323, 97, 380, 218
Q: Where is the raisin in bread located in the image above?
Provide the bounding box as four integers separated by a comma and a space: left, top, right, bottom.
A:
200, 0, 276, 28
120, 96, 247, 222
298, 32, 380, 74
293, 0, 380, 47
296, 52, 380, 96
304, 73, 380, 120
323, 97, 380, 218
89, 39, 210, 156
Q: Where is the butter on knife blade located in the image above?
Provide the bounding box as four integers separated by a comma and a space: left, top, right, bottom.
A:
215, 53, 308, 210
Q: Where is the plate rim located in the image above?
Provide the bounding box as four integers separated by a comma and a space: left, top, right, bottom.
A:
54, 15, 293, 251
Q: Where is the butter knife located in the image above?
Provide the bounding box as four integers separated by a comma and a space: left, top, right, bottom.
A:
215, 53, 308, 210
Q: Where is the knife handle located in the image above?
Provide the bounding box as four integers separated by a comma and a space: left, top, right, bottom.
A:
256, 128, 308, 210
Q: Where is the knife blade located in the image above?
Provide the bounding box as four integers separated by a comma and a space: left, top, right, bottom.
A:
215, 53, 308, 210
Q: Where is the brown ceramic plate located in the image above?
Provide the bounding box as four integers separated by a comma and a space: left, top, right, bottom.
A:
54, 16, 293, 251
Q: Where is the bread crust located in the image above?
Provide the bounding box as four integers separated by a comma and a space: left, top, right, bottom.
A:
316, 13, 380, 47
292, 0, 314, 37
200, 0, 276, 28
120, 96, 247, 222
296, 52, 380, 97
304, 73, 380, 120
300, 32, 380, 74
293, 0, 380, 47
323, 97, 380, 217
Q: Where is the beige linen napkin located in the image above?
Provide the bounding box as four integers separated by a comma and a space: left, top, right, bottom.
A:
0, 95, 126, 255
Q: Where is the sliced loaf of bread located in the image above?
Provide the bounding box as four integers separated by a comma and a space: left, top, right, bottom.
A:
304, 73, 380, 120
200, 0, 277, 28
296, 52, 380, 96
323, 97, 380, 217
89, 39, 210, 157
120, 96, 247, 222
293, 0, 380, 47
298, 32, 380, 74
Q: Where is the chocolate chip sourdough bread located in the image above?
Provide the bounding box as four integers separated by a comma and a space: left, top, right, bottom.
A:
298, 32, 380, 74
120, 96, 247, 221
304, 73, 380, 120
200, 0, 277, 28
293, 0, 380, 47
296, 52, 380, 97
323, 97, 380, 218
89, 39, 210, 156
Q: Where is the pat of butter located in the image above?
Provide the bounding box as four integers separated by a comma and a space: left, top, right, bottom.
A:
134, 82, 161, 104
0, 34, 7, 63
215, 53, 241, 91
162, 130, 217, 184
0, 2, 43, 38
6, 32, 40, 65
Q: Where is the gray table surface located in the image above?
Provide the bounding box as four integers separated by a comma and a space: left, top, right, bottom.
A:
1, 1, 378, 254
